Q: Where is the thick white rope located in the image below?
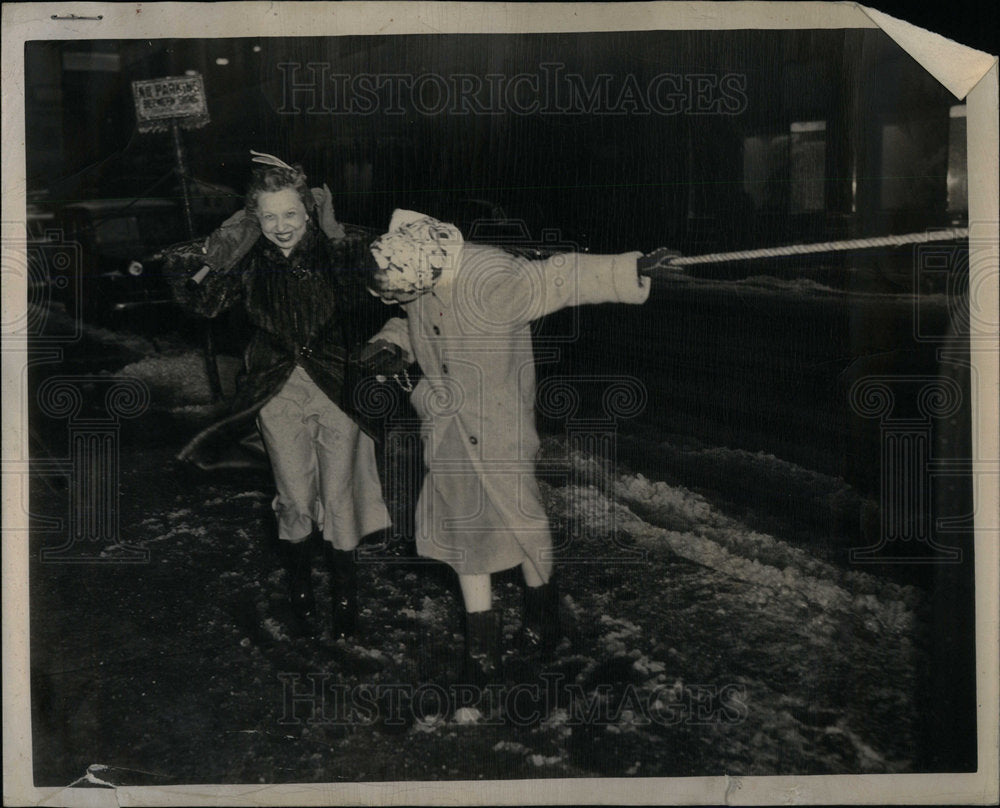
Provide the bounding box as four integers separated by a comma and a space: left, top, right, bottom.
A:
654, 227, 969, 271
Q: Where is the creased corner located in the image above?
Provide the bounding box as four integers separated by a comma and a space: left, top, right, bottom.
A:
859, 3, 997, 99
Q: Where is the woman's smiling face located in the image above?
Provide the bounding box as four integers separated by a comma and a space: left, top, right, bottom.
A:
256, 188, 309, 255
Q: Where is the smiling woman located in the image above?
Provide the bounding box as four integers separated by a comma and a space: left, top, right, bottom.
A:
256, 188, 309, 254
168, 153, 393, 640
243, 158, 314, 255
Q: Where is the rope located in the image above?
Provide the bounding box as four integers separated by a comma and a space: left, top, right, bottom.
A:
654, 227, 969, 271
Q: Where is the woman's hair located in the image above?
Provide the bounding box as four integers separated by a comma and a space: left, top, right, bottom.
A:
244, 164, 313, 218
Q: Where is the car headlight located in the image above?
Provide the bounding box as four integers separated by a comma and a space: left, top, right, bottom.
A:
127, 260, 144, 277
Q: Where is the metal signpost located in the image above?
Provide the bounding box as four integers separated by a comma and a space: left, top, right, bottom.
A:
131, 73, 223, 401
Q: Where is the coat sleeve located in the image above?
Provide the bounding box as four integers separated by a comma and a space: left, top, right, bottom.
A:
181, 259, 247, 319
166, 211, 259, 319
461, 247, 650, 331
369, 316, 413, 357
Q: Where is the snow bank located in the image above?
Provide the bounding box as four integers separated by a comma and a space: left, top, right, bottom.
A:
117, 351, 240, 408
735, 275, 842, 296
551, 448, 920, 632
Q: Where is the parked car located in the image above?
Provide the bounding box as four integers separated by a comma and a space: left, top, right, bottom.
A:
45, 198, 189, 323
26, 178, 238, 323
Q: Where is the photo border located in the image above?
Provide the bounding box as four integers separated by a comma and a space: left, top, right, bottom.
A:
3, 3, 997, 805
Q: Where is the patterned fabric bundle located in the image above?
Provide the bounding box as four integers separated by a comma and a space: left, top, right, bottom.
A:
368, 209, 463, 298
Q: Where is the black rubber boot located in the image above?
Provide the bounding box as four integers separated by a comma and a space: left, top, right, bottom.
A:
324, 545, 358, 640
284, 537, 315, 631
518, 580, 561, 659
462, 610, 503, 687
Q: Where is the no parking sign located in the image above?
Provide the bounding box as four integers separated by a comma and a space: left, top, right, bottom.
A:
131, 71, 221, 399
131, 73, 210, 133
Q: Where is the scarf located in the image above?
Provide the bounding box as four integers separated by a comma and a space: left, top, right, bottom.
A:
369, 209, 463, 298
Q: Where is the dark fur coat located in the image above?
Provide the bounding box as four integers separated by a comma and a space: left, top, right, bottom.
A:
165, 220, 392, 467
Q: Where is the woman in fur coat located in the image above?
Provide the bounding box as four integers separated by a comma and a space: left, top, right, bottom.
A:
171, 154, 392, 638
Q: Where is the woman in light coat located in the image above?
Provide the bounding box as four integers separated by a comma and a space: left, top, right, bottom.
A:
364, 209, 651, 682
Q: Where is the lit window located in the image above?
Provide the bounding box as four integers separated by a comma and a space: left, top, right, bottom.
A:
947, 105, 968, 215
789, 121, 826, 213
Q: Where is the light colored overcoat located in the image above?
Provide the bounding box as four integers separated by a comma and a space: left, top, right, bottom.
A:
374, 243, 650, 577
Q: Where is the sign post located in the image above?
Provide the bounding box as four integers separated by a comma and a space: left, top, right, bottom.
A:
131, 73, 210, 239
170, 122, 195, 241
132, 73, 223, 401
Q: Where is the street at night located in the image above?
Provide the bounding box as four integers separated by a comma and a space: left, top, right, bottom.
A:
5, 4, 996, 804
26, 298, 938, 783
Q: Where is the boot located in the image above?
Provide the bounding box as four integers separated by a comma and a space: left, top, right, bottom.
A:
324, 544, 358, 640
518, 580, 561, 659
462, 610, 503, 687
284, 538, 315, 629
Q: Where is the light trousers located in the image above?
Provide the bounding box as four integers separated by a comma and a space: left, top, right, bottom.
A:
258, 365, 391, 548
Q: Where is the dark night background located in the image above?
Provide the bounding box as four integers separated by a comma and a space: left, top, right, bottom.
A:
26, 28, 969, 247
24, 25, 975, 503
21, 11, 989, 787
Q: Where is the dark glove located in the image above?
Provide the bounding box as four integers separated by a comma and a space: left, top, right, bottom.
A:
310, 183, 346, 241
351, 340, 409, 378
637, 247, 683, 277
203, 209, 261, 272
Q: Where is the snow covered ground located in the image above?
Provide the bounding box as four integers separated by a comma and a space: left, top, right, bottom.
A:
28, 345, 930, 784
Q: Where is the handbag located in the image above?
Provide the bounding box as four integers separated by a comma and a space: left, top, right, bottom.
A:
344, 342, 423, 438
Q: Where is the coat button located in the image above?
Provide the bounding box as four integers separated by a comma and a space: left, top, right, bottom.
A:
432, 325, 441, 335
441, 363, 449, 374
469, 435, 478, 445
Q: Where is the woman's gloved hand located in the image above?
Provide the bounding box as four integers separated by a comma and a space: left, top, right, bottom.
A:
203, 208, 261, 272
311, 183, 346, 241
636, 247, 683, 277
352, 339, 411, 377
